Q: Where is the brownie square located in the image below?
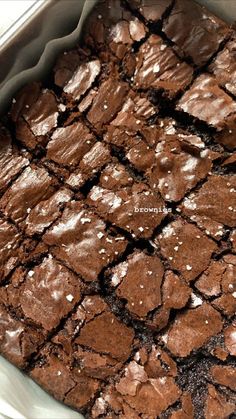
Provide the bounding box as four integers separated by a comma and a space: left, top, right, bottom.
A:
162, 0, 231, 67
0, 304, 44, 368
43, 201, 127, 281
177, 74, 236, 149
0, 166, 55, 224
10, 82, 61, 150
87, 162, 167, 239
130, 35, 193, 98
46, 121, 96, 167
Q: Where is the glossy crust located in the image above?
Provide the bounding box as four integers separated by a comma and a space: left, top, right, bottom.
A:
0, 0, 235, 418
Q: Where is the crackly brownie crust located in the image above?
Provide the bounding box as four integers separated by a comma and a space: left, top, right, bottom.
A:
0, 0, 236, 418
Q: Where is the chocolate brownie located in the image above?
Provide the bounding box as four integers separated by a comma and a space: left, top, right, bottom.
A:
0, 0, 236, 418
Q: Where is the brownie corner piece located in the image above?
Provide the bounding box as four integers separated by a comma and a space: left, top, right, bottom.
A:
0, 304, 44, 368
162, 0, 231, 67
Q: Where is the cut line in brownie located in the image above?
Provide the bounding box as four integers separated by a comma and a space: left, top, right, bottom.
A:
0, 0, 235, 417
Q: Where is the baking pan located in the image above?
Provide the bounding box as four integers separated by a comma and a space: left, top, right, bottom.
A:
0, 0, 235, 418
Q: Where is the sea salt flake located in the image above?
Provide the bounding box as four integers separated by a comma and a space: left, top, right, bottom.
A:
186, 265, 192, 271
28, 270, 34, 277
81, 217, 91, 224
66, 294, 74, 302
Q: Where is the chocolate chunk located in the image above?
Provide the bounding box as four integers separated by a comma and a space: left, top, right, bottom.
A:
181, 175, 236, 227
208, 35, 236, 96
0, 219, 21, 282
204, 384, 235, 419
46, 121, 96, 167
43, 201, 127, 281
163, 0, 230, 67
156, 219, 217, 282
133, 35, 193, 97
165, 303, 223, 357
110, 251, 164, 318
0, 166, 55, 224
211, 365, 236, 391
0, 126, 29, 193
0, 304, 44, 368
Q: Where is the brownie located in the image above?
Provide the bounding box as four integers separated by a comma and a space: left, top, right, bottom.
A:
0, 0, 236, 418
162, 0, 231, 67
208, 34, 236, 96
177, 74, 236, 149
129, 34, 194, 97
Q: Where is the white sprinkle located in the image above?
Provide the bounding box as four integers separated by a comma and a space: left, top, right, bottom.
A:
169, 256, 173, 261
27, 208, 31, 214
139, 300, 143, 305
186, 265, 192, 271
148, 271, 152, 275
140, 284, 144, 289
160, 44, 166, 51
165, 194, 170, 200
138, 227, 144, 232
28, 270, 34, 277
80, 217, 91, 224
97, 232, 104, 239
228, 284, 234, 290
164, 182, 168, 187
131, 302, 135, 306
57, 371, 62, 376
196, 235, 201, 239
174, 246, 179, 251
232, 292, 236, 298
106, 238, 113, 243
104, 104, 108, 110
99, 248, 106, 254
178, 241, 183, 245
205, 320, 209, 324
66, 294, 74, 302
7, 244, 12, 249
228, 206, 233, 211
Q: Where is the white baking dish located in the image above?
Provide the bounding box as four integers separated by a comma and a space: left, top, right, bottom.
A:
0, 0, 235, 418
